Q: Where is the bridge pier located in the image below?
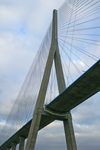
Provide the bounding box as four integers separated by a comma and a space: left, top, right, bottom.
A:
63, 112, 77, 150
6, 147, 10, 150
43, 108, 77, 150
19, 137, 25, 150
11, 142, 16, 150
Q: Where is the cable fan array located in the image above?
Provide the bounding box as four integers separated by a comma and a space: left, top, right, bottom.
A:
57, 0, 100, 87
0, 24, 52, 145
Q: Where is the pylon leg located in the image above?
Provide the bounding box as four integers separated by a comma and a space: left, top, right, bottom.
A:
11, 143, 16, 150
63, 112, 77, 150
19, 137, 25, 150
25, 11, 57, 150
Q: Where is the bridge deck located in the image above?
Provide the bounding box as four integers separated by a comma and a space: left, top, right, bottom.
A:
46, 59, 100, 113
0, 60, 100, 150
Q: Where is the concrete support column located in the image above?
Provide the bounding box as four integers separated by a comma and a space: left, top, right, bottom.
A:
63, 113, 77, 150
6, 147, 10, 150
11, 143, 16, 150
19, 137, 25, 150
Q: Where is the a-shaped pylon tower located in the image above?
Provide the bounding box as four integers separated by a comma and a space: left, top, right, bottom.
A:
25, 10, 77, 150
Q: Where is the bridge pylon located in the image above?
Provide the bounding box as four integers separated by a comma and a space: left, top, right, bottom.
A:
25, 9, 77, 150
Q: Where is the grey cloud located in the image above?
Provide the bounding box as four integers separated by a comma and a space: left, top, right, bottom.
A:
72, 92, 100, 126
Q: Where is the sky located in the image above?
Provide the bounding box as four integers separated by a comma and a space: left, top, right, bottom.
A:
0, 0, 100, 150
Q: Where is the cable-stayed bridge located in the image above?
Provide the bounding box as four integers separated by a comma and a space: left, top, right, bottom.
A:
0, 0, 100, 150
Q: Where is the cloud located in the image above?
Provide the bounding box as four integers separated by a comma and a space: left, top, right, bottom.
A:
35, 121, 66, 150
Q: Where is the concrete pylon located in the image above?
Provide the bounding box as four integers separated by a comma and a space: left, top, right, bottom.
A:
25, 9, 77, 150
19, 137, 25, 150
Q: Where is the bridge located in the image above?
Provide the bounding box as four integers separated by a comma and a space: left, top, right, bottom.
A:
0, 0, 100, 150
